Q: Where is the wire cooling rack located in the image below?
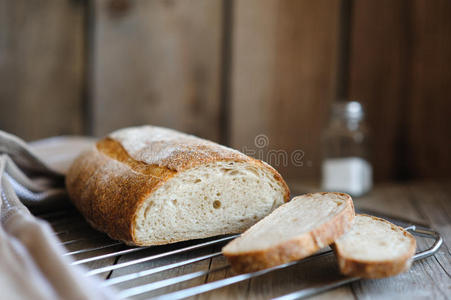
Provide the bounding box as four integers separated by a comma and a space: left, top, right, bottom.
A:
38, 208, 443, 300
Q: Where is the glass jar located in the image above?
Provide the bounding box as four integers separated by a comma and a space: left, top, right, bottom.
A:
321, 101, 372, 197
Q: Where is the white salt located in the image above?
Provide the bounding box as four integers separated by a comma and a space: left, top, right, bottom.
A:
321, 157, 372, 197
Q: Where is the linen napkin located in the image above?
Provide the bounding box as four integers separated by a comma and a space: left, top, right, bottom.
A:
0, 130, 116, 300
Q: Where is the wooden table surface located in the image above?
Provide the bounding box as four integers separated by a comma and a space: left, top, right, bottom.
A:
46, 180, 450, 300
286, 180, 451, 300
32, 139, 451, 299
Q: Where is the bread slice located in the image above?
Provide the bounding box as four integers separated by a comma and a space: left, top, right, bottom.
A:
66, 126, 290, 246
333, 214, 416, 278
222, 192, 355, 273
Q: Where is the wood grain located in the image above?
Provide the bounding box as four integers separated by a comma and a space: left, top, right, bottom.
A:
0, 0, 85, 141
229, 0, 341, 180
45, 173, 450, 298
352, 182, 451, 300
1, 0, 451, 182
200, 249, 249, 300
406, 0, 451, 180
352, 236, 450, 300
108, 242, 213, 299
348, 0, 451, 181
355, 183, 423, 224
47, 211, 118, 279
247, 254, 354, 299
28, 132, 451, 299
91, 0, 223, 141
347, 0, 409, 181
290, 180, 451, 299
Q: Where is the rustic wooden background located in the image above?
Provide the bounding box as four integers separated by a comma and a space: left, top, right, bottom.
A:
1, 0, 450, 182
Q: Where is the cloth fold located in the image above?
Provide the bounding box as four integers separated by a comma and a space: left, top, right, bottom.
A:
0, 130, 115, 300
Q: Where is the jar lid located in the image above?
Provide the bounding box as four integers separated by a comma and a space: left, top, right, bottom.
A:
332, 101, 364, 120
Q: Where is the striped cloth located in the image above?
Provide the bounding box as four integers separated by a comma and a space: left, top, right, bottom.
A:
0, 131, 115, 300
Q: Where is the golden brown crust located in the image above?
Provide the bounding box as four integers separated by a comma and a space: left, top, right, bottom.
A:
65, 145, 173, 245
223, 193, 355, 273
109, 126, 253, 172
333, 214, 416, 278
65, 131, 290, 246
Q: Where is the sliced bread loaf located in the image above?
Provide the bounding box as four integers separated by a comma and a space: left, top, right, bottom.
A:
333, 214, 416, 278
222, 192, 355, 273
66, 126, 289, 246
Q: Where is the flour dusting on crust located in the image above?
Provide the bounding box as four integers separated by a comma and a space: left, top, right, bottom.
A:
109, 126, 249, 171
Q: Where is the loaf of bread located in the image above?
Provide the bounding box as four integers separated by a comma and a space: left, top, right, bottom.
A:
222, 192, 355, 273
65, 126, 290, 246
333, 214, 416, 278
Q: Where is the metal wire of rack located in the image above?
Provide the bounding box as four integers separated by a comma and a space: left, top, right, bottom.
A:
39, 209, 443, 300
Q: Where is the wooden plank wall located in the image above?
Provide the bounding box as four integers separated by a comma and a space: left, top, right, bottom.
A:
0, 0, 85, 140
91, 0, 223, 141
230, 0, 341, 180
0, 0, 450, 182
348, 0, 451, 181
